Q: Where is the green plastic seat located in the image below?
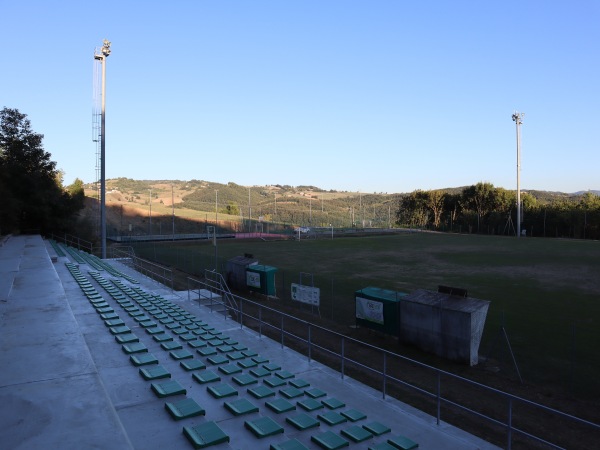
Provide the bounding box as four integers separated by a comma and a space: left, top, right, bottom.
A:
250, 367, 270, 377
311, 431, 350, 450
133, 314, 151, 323
198, 347, 217, 357
219, 363, 242, 375
109, 325, 131, 335
247, 385, 276, 399
100, 312, 119, 320
280, 387, 304, 399
276, 370, 295, 380
130, 353, 159, 366
233, 373, 258, 386
172, 327, 189, 335
252, 355, 269, 364
305, 388, 327, 398
245, 416, 284, 438
115, 333, 139, 344
224, 397, 259, 416
153, 333, 174, 343
286, 412, 320, 430
180, 359, 206, 371
151, 380, 186, 398
145, 326, 164, 335
362, 422, 391, 436
341, 409, 367, 422
227, 351, 245, 360
170, 348, 194, 360
161, 341, 183, 351
322, 397, 345, 409
341, 425, 373, 443
367, 443, 397, 450
290, 379, 310, 389
263, 363, 281, 371
122, 342, 148, 354
179, 333, 196, 341
238, 359, 258, 369
183, 421, 229, 449
139, 365, 171, 380
165, 397, 205, 420
318, 411, 347, 426
188, 340, 207, 349
270, 438, 310, 450
387, 435, 419, 450
207, 354, 229, 365
216, 345, 233, 353
207, 383, 238, 399
193, 370, 221, 384
264, 376, 286, 388
105, 318, 125, 327
266, 398, 296, 414
298, 398, 324, 412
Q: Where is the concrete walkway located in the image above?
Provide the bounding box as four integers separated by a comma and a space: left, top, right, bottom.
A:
0, 235, 499, 450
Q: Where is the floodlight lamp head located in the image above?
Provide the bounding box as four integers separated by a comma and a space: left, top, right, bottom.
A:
102, 39, 111, 57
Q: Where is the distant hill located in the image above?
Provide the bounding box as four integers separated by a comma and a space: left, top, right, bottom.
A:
571, 190, 600, 196
81, 178, 598, 235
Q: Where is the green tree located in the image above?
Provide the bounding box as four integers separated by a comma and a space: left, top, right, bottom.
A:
461, 182, 498, 232
396, 190, 430, 228
0, 107, 84, 234
427, 189, 446, 229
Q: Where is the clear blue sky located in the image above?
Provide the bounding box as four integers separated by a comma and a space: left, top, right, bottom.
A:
2, 1, 598, 194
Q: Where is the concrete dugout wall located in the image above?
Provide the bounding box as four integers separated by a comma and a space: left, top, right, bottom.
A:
399, 289, 490, 366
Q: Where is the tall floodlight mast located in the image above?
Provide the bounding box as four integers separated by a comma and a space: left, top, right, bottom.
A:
94, 39, 111, 258
512, 111, 524, 238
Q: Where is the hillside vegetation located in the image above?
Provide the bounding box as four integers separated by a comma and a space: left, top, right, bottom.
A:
83, 178, 599, 239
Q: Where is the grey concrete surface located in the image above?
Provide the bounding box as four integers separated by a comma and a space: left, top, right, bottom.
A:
0, 235, 500, 449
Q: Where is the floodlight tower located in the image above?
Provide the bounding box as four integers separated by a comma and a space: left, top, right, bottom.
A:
94, 39, 111, 258
512, 111, 524, 238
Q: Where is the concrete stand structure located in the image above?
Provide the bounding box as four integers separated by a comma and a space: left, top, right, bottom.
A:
400, 289, 490, 365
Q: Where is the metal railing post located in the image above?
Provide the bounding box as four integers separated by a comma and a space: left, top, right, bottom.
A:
436, 371, 441, 425
281, 315, 284, 348
382, 353, 387, 399
341, 337, 345, 379
308, 324, 312, 362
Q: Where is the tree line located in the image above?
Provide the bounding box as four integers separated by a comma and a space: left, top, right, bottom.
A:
395, 182, 600, 239
0, 107, 85, 235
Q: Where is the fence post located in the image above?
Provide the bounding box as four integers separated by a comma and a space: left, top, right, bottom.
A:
341, 337, 345, 379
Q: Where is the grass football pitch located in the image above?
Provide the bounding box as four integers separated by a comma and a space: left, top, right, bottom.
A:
131, 231, 600, 397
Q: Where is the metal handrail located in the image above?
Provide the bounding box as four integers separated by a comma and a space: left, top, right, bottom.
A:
109, 246, 174, 291
186, 279, 598, 450
51, 233, 94, 253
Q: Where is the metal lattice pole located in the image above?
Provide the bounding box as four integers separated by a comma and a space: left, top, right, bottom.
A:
94, 39, 111, 257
